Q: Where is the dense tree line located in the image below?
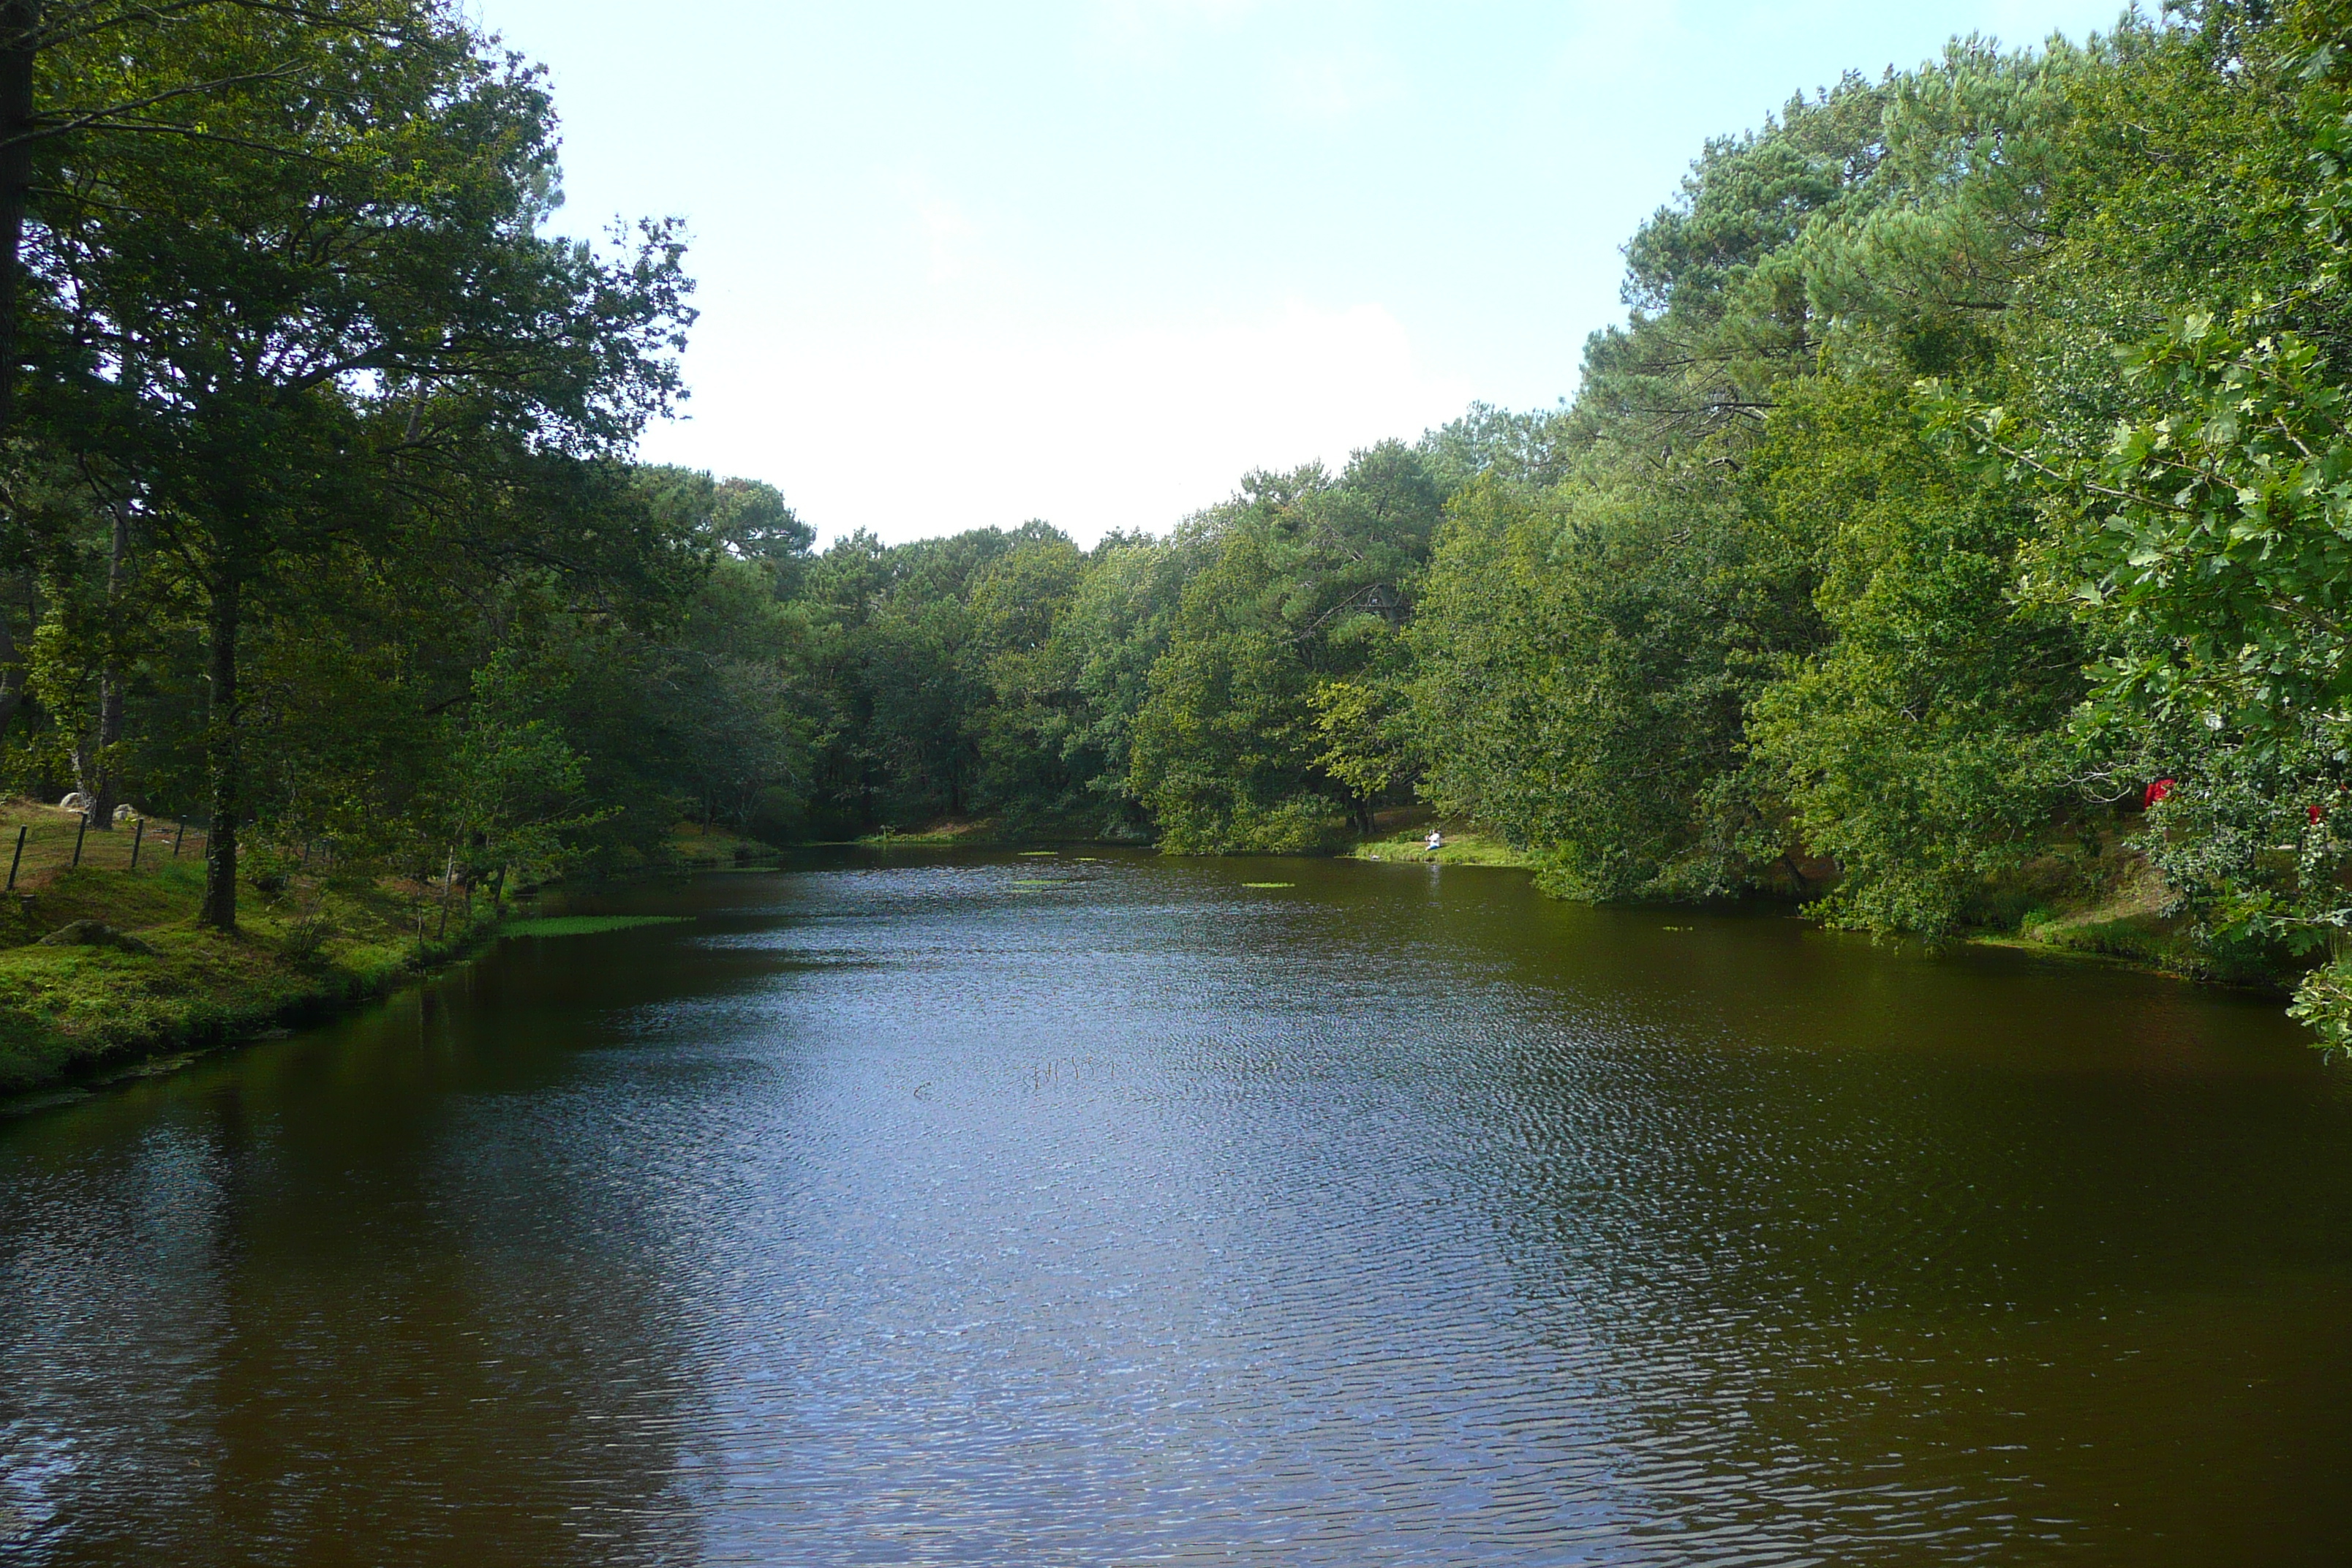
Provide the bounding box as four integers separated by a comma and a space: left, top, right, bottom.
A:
1431, 0, 2352, 1049
0, 1, 694, 930
23, 2, 2352, 1043
731, 1, 2352, 1045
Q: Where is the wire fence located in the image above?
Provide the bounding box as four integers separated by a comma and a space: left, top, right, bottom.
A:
0, 813, 211, 889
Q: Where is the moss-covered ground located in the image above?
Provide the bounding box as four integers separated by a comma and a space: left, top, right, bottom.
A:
1948, 826, 2290, 989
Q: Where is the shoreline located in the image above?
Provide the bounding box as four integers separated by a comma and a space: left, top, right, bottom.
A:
1, 840, 2307, 1115
0, 823, 795, 1108
1343, 829, 2293, 1003
0, 909, 502, 1113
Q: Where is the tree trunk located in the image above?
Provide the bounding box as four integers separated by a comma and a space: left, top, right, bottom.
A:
88, 505, 127, 827
0, 571, 29, 740
198, 570, 238, 931
0, 2, 37, 442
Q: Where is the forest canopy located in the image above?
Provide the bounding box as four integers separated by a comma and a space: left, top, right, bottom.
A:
16, 1, 2352, 1044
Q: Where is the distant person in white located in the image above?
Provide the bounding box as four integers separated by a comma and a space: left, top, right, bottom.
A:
1425, 829, 1443, 856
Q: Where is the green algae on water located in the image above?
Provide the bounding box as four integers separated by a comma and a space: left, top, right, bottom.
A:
498, 916, 692, 938
1242, 882, 1295, 889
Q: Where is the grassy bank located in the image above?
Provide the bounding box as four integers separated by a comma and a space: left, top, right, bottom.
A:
1977, 871, 2284, 989
1346, 826, 1539, 869
1364, 811, 2288, 995
668, 821, 783, 869
853, 819, 1001, 848
0, 810, 799, 1101
0, 857, 496, 1099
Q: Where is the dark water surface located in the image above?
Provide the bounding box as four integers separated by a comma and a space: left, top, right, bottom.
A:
4, 851, 2351, 1565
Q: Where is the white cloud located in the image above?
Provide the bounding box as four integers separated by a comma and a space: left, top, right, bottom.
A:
643, 301, 1474, 545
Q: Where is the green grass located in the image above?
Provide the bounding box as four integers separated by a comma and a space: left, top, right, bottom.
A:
0, 800, 213, 887
1978, 876, 2225, 979
1346, 828, 1539, 869
0, 859, 497, 1098
853, 819, 1000, 848
497, 914, 691, 938
666, 822, 777, 868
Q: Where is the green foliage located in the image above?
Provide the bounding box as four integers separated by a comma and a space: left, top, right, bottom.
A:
0, 1, 698, 929
1411, 453, 1815, 901
443, 649, 606, 892
1745, 375, 2081, 936
1883, 0, 2352, 1035
1128, 446, 1439, 853
27, 0, 2352, 1058
1309, 679, 1407, 813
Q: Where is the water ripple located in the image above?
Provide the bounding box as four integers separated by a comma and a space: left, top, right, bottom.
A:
2, 853, 2351, 1564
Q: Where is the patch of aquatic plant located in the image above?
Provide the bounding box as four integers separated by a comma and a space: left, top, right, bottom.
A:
498, 916, 692, 938
1242, 882, 1295, 889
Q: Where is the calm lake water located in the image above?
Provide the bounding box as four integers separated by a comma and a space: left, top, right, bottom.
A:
4, 851, 2351, 1565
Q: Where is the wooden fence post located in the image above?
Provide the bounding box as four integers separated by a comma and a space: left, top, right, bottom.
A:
71, 813, 88, 868
129, 817, 144, 870
7, 825, 24, 891
173, 820, 185, 858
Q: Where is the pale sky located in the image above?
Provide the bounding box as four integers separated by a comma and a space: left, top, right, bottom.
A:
475, 0, 2136, 545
